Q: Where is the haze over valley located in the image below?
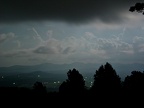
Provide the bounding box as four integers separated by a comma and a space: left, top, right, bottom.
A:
0, 62, 143, 91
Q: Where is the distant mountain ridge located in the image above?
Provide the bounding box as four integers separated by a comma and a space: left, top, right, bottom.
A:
0, 62, 96, 74
0, 62, 144, 90
0, 62, 144, 79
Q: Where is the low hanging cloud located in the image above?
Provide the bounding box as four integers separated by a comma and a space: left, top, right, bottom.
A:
0, 50, 29, 58
33, 38, 76, 55
0, 0, 143, 24
133, 36, 144, 53
0, 32, 15, 44
1, 30, 144, 64
22, 34, 144, 56
63, 47, 76, 54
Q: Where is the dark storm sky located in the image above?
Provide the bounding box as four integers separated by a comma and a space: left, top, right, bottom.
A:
1, 0, 144, 66
0, 0, 143, 23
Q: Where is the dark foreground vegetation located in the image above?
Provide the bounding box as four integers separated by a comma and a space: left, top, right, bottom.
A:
0, 62, 144, 107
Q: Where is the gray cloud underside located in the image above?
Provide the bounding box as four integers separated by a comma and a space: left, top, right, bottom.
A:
0, 0, 143, 23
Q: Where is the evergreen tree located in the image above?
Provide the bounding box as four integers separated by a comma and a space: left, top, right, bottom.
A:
33, 81, 47, 95
123, 71, 144, 91
59, 68, 86, 95
91, 62, 121, 96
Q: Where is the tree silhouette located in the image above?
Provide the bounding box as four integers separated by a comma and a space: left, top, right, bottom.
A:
91, 62, 121, 96
123, 71, 144, 91
122, 71, 144, 104
129, 3, 144, 15
59, 68, 86, 95
33, 81, 47, 95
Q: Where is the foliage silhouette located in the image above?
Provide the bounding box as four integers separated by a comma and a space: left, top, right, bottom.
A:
90, 62, 122, 97
33, 81, 47, 95
123, 71, 144, 91
129, 3, 144, 15
122, 71, 144, 105
59, 68, 86, 96
1, 62, 144, 106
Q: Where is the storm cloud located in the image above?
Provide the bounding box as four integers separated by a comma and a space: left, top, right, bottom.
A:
0, 0, 143, 24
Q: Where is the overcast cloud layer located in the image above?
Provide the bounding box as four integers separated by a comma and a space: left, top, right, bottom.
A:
0, 0, 143, 24
0, 0, 144, 67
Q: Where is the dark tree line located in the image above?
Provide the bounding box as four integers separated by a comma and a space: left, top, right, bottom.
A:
57, 62, 144, 106
59, 62, 144, 96
0, 62, 144, 106
59, 62, 144, 106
